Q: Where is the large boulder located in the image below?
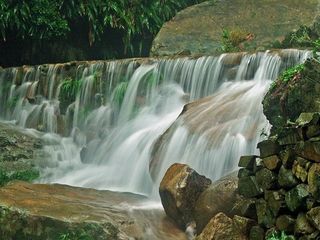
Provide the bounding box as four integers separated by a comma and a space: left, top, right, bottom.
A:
0, 181, 186, 240
159, 163, 212, 229
0, 122, 43, 186
263, 59, 320, 134
151, 0, 319, 57
194, 172, 244, 232
195, 213, 248, 240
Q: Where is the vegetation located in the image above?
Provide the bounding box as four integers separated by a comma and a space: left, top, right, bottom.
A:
220, 28, 249, 52
59, 77, 82, 113
269, 63, 305, 91
0, 169, 40, 186
267, 231, 295, 240
0, 0, 205, 53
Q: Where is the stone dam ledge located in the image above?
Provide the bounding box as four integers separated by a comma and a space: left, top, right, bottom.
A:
151, 0, 319, 57
0, 181, 186, 240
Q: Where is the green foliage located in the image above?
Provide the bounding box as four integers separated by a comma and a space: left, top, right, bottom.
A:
0, 0, 205, 52
220, 28, 248, 52
269, 63, 305, 92
279, 64, 305, 83
59, 231, 93, 240
59, 77, 82, 114
267, 231, 295, 240
0, 169, 40, 186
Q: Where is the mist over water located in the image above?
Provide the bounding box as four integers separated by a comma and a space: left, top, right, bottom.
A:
0, 50, 311, 197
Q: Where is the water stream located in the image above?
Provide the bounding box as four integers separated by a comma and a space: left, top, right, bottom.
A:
0, 49, 311, 238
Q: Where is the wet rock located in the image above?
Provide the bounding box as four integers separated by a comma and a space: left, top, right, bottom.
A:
194, 173, 243, 232
249, 226, 265, 240
265, 190, 285, 216
307, 207, 320, 230
285, 184, 309, 212
280, 149, 296, 168
238, 176, 263, 198
256, 168, 277, 190
292, 158, 311, 183
159, 163, 211, 228
253, 158, 264, 173
278, 166, 299, 189
240, 199, 257, 220
263, 59, 320, 135
195, 213, 247, 240
232, 215, 255, 236
257, 140, 281, 158
276, 215, 295, 232
256, 199, 276, 228
263, 155, 281, 171
238, 155, 257, 170
0, 181, 186, 240
295, 213, 315, 235
308, 163, 320, 198
296, 141, 320, 162
0, 122, 41, 186
238, 168, 253, 178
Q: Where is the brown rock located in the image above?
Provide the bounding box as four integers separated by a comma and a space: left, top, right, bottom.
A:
307, 207, 320, 230
308, 163, 320, 198
257, 140, 281, 158
296, 141, 320, 162
194, 173, 243, 233
295, 213, 315, 235
232, 215, 255, 235
276, 215, 295, 232
195, 213, 247, 240
263, 155, 281, 170
159, 163, 211, 228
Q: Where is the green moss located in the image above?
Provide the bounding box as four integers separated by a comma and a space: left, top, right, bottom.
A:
59, 77, 82, 114
0, 168, 39, 186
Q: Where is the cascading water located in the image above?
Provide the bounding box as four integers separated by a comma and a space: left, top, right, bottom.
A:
0, 50, 311, 198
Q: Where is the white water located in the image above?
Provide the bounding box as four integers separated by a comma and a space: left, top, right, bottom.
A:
0, 50, 311, 197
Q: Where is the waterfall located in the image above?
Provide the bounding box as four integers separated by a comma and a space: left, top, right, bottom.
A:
0, 49, 311, 196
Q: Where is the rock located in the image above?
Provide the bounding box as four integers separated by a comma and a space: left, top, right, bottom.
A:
308, 163, 320, 198
263, 155, 281, 171
285, 184, 309, 212
240, 199, 257, 220
238, 168, 253, 178
276, 215, 295, 232
159, 163, 211, 228
0, 122, 42, 186
232, 215, 255, 235
265, 190, 285, 216
256, 168, 277, 190
278, 166, 299, 189
296, 112, 320, 127
253, 158, 264, 173
257, 140, 281, 158
296, 141, 320, 162
238, 176, 262, 198
307, 207, 320, 230
280, 149, 296, 168
195, 213, 247, 240
194, 173, 242, 233
0, 181, 186, 240
263, 59, 320, 135
151, 0, 319, 57
295, 213, 315, 235
249, 226, 265, 240
238, 156, 257, 170
255, 199, 275, 228
306, 125, 320, 139
292, 158, 311, 182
